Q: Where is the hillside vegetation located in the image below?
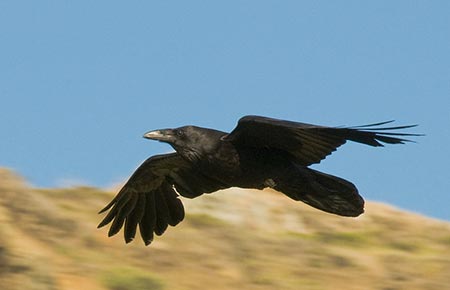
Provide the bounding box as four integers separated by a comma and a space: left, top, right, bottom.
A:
0, 168, 449, 290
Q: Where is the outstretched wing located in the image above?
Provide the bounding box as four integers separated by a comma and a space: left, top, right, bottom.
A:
224, 115, 420, 166
98, 153, 229, 245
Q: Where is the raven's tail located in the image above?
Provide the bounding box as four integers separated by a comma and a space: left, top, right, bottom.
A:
274, 167, 364, 217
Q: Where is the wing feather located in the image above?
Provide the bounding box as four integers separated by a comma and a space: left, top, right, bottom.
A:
224, 115, 420, 166
154, 187, 170, 236
108, 195, 137, 237
124, 193, 146, 243
139, 192, 156, 245
98, 152, 229, 245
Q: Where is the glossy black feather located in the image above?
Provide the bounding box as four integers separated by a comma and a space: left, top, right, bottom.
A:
124, 193, 146, 243
139, 192, 156, 245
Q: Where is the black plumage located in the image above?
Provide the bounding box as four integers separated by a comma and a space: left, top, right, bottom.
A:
98, 115, 420, 245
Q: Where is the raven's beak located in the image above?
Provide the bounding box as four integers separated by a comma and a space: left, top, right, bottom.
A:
143, 129, 175, 142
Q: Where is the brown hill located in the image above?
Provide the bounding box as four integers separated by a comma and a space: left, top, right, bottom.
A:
0, 168, 449, 290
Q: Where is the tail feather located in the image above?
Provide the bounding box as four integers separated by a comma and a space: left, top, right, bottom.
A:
274, 167, 364, 217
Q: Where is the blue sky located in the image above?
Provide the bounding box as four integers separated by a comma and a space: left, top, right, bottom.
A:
1, 1, 449, 220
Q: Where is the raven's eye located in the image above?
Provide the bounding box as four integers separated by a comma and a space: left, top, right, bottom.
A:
176, 130, 185, 138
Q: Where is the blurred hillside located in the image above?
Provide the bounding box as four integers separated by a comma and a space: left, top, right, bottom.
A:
0, 168, 449, 290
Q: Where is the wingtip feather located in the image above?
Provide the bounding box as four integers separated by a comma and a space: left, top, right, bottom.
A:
97, 220, 108, 229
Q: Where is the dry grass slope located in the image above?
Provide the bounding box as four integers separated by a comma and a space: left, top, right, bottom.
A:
0, 168, 449, 290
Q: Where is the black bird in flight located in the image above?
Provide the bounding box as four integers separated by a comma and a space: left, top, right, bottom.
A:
98, 115, 419, 245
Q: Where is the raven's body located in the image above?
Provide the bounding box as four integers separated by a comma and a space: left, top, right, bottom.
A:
98, 115, 419, 245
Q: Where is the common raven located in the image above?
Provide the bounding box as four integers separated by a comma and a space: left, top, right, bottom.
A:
98, 115, 419, 245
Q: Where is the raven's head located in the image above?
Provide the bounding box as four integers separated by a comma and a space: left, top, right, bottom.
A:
143, 126, 225, 162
